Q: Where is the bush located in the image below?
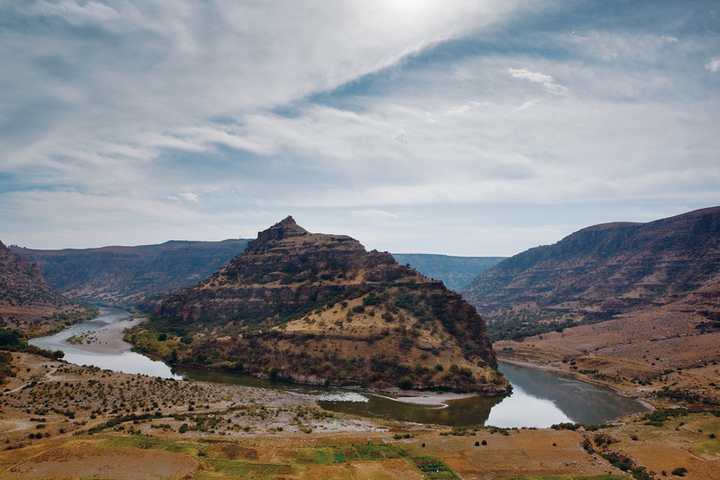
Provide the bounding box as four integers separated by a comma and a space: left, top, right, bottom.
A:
398, 378, 413, 390
671, 467, 688, 477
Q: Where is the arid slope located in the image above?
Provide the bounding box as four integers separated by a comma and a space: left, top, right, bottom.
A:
0, 241, 90, 336
465, 207, 720, 404
465, 206, 720, 339
133, 217, 507, 393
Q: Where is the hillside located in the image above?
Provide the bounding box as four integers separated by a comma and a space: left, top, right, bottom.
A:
392, 254, 504, 291
465, 206, 720, 339
466, 206, 720, 405
0, 241, 92, 336
130, 217, 507, 394
12, 239, 250, 306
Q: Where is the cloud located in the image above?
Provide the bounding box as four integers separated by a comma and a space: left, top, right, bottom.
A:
178, 192, 199, 203
706, 56, 720, 72
516, 98, 541, 111
508, 68, 568, 95
1, 0, 719, 255
27, 0, 120, 25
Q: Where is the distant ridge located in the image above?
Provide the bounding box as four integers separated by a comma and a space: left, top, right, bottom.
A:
464, 206, 720, 339
12, 239, 251, 305
14, 238, 504, 305
392, 254, 504, 291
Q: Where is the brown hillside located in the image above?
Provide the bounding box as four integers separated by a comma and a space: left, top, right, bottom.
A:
0, 241, 91, 336
465, 206, 720, 338
133, 217, 507, 394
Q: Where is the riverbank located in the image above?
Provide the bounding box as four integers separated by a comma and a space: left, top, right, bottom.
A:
2, 352, 718, 479
494, 303, 720, 408
496, 335, 720, 409
499, 356, 660, 415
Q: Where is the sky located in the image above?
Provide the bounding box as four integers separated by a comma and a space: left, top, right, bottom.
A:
1, 0, 719, 256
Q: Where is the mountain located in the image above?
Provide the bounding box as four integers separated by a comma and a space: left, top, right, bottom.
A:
464, 206, 720, 340
132, 217, 507, 394
0, 240, 90, 336
392, 254, 504, 291
13, 240, 499, 306
12, 239, 250, 306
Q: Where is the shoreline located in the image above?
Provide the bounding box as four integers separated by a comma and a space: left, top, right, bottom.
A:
498, 356, 657, 411
32, 307, 654, 422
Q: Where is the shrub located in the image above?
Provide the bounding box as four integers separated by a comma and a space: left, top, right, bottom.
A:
398, 378, 413, 390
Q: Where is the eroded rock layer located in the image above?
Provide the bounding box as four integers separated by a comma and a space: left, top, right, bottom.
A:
140, 217, 506, 393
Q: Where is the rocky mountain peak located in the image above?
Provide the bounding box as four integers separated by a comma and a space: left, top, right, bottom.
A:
151, 220, 506, 393
252, 215, 308, 247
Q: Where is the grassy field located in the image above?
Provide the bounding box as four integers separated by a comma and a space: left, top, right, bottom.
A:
0, 428, 636, 480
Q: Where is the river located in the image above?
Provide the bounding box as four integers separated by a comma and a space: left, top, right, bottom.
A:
30, 307, 648, 428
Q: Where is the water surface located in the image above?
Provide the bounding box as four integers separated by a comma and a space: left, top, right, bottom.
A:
29, 307, 180, 379
31, 308, 647, 427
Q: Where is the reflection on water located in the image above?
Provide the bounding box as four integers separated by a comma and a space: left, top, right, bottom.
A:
31, 308, 647, 427
320, 363, 647, 427
320, 394, 500, 426
29, 307, 180, 379
495, 362, 647, 426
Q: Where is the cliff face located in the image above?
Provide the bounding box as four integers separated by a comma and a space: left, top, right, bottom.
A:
0, 240, 64, 307
464, 207, 720, 337
144, 217, 506, 394
12, 239, 250, 305
0, 240, 90, 336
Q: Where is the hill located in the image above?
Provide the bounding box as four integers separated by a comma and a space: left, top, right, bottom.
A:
465, 206, 720, 405
392, 254, 504, 291
130, 217, 507, 393
11, 239, 250, 306
0, 241, 92, 336
465, 206, 720, 340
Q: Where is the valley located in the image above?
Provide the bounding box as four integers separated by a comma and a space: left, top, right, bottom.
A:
1, 343, 718, 479
1, 208, 719, 479
0, 310, 678, 480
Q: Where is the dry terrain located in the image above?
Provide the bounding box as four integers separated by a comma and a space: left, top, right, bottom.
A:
1, 351, 719, 479
496, 295, 720, 406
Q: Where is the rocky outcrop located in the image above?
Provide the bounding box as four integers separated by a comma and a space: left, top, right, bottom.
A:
138, 217, 507, 394
0, 240, 90, 336
464, 206, 720, 339
0, 240, 64, 307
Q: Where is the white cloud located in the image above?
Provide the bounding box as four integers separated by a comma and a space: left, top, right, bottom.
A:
350, 209, 400, 221
706, 56, 720, 73
28, 0, 119, 25
1, 1, 718, 254
516, 98, 541, 111
178, 192, 199, 203
508, 68, 568, 95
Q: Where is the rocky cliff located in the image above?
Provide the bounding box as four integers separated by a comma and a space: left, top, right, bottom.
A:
0, 241, 91, 336
135, 217, 506, 394
464, 206, 720, 339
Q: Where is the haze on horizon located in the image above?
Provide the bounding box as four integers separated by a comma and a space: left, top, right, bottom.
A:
1, 0, 719, 256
